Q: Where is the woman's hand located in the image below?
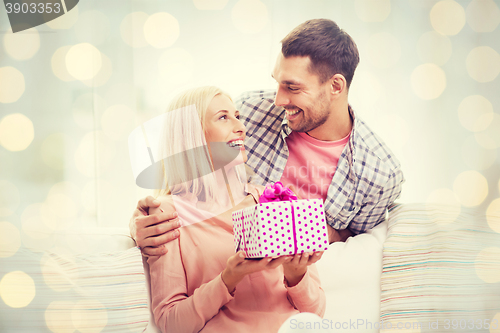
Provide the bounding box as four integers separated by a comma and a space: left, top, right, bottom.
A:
282, 251, 323, 287
130, 196, 181, 256
221, 251, 292, 293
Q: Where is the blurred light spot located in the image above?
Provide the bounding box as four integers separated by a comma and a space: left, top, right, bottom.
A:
349, 70, 383, 109
21, 203, 53, 240
158, 48, 194, 88
466, 0, 500, 33
461, 136, 496, 171
486, 198, 500, 233
426, 188, 461, 225
366, 32, 401, 69
474, 247, 500, 283
458, 95, 494, 132
466, 46, 500, 83
0, 180, 20, 217
430, 0, 466, 35
193, 0, 228, 10
375, 114, 410, 150
3, 28, 40, 60
453, 170, 488, 207
81, 52, 112, 87
0, 222, 21, 258
143, 12, 179, 48
417, 31, 452, 66
355, 0, 391, 22
0, 113, 34, 151
41, 133, 70, 170
411, 63, 446, 100
51, 46, 76, 82
474, 113, 500, 149
43, 182, 79, 231
46, 5, 78, 29
66, 43, 102, 81
101, 105, 135, 141
231, 0, 268, 34
0, 66, 25, 103
41, 250, 76, 292
72, 93, 107, 130
74, 10, 110, 45
21, 228, 55, 251
71, 299, 108, 333
0, 271, 36, 308
74, 131, 116, 177
120, 12, 149, 48
45, 300, 76, 333
21, 184, 80, 239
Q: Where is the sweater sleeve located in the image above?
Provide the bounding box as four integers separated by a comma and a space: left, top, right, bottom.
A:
147, 237, 234, 333
285, 264, 326, 318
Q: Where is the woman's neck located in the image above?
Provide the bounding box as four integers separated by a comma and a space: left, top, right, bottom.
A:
196, 166, 246, 213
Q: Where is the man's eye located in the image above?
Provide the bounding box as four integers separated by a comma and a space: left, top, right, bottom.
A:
288, 87, 299, 91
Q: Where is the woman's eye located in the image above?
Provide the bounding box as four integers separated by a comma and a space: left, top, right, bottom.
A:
219, 115, 227, 120
236, 115, 240, 119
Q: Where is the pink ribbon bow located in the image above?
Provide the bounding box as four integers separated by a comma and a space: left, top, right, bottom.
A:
259, 182, 298, 203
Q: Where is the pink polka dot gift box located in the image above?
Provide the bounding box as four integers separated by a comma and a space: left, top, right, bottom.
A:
232, 182, 329, 258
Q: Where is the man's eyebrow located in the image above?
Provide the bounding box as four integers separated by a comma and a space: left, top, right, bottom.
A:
282, 80, 301, 85
271, 74, 301, 85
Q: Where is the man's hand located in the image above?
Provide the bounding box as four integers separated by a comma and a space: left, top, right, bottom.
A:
130, 196, 180, 256
282, 252, 323, 287
327, 224, 353, 243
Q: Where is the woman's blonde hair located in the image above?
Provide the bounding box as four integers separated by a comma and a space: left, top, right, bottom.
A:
155, 86, 246, 205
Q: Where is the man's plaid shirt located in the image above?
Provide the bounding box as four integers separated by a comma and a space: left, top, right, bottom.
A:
236, 90, 404, 235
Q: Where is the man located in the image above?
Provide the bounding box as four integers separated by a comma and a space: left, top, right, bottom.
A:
130, 19, 404, 256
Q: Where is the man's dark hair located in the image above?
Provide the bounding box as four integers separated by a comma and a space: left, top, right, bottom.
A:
281, 19, 360, 88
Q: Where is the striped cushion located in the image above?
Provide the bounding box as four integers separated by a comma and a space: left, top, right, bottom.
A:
0, 247, 149, 332
380, 204, 500, 332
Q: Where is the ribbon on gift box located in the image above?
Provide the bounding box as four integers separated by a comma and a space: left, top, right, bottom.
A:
259, 182, 298, 203
259, 182, 299, 254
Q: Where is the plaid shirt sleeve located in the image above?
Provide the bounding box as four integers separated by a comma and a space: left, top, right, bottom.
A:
344, 165, 404, 235
325, 116, 405, 234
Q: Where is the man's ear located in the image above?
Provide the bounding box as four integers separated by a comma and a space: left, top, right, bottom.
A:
329, 74, 347, 96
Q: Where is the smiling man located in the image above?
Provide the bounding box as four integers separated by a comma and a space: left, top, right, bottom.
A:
236, 19, 404, 243
130, 19, 404, 255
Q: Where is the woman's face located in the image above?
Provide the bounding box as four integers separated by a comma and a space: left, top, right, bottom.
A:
204, 94, 247, 168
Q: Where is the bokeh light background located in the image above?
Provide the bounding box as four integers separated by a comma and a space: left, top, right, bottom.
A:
1, 0, 500, 331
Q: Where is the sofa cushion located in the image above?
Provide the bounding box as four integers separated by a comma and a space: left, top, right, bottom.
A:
380, 204, 500, 332
0, 232, 149, 332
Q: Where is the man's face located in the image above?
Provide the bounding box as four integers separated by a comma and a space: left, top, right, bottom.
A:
272, 54, 332, 133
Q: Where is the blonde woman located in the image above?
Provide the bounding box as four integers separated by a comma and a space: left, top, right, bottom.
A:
146, 86, 325, 333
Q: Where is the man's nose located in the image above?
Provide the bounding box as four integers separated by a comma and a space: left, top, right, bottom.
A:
274, 86, 289, 107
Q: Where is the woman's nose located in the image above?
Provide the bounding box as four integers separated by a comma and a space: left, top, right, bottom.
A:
233, 118, 246, 134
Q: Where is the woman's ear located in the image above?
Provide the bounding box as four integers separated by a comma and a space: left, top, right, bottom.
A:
330, 74, 347, 96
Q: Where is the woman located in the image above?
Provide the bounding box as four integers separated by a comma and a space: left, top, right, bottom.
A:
147, 86, 325, 333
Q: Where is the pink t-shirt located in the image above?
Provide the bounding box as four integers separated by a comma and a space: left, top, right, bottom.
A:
280, 131, 350, 202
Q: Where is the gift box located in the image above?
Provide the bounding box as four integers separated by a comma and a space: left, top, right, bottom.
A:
232, 182, 329, 257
